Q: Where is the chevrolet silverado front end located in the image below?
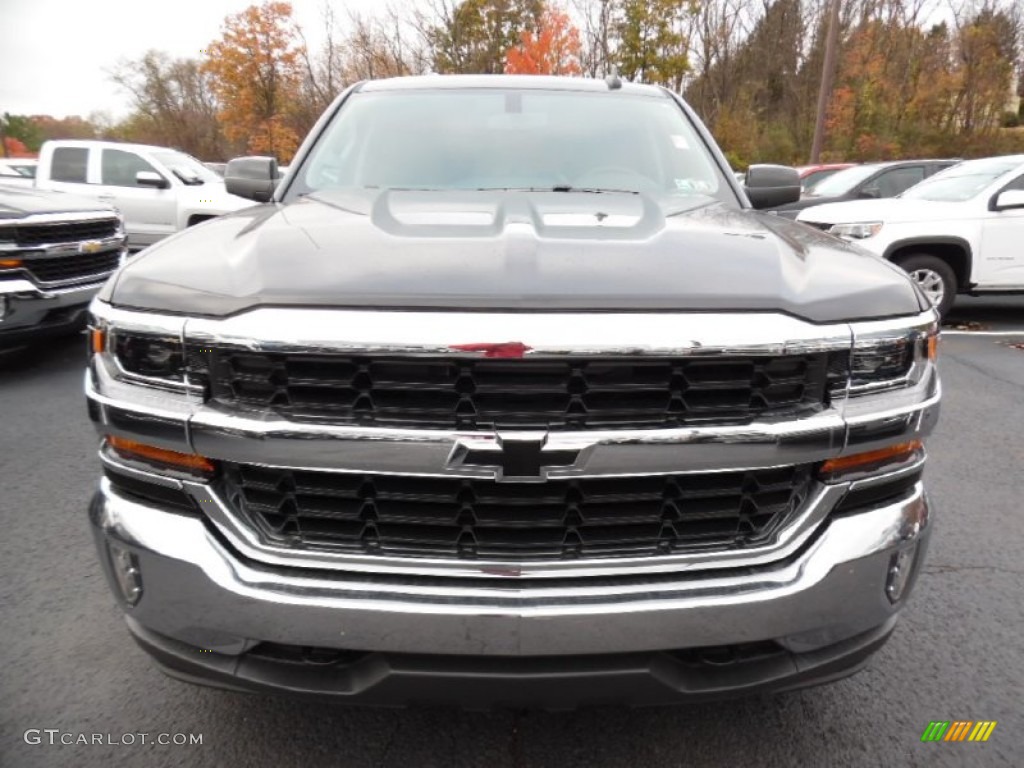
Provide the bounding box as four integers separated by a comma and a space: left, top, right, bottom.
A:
85, 76, 940, 708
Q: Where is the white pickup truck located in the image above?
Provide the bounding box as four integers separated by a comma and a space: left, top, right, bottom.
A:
34, 140, 255, 250
797, 155, 1024, 316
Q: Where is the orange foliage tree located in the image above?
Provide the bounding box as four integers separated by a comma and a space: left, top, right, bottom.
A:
505, 6, 582, 76
202, 1, 304, 162
2, 137, 32, 158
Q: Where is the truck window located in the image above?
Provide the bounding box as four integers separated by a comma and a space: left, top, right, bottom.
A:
51, 147, 88, 183
873, 166, 924, 197
102, 149, 163, 188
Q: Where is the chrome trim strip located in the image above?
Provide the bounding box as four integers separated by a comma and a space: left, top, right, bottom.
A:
90, 301, 189, 339
0, 277, 108, 299
0, 210, 120, 227
188, 403, 847, 476
98, 446, 187, 490
185, 308, 856, 357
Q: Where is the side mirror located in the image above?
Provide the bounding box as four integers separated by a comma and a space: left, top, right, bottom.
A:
744, 164, 801, 209
136, 171, 170, 189
225, 156, 280, 202
990, 189, 1024, 211
859, 186, 881, 199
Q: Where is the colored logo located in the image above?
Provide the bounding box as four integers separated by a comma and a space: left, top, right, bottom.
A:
78, 240, 104, 254
921, 721, 997, 742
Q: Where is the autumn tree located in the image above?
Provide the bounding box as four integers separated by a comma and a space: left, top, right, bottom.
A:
424, 0, 545, 74
203, 1, 305, 161
0, 114, 45, 153
505, 5, 583, 74
613, 0, 691, 90
110, 51, 227, 159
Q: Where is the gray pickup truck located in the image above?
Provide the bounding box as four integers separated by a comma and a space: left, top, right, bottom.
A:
1, 186, 125, 347
85, 75, 940, 708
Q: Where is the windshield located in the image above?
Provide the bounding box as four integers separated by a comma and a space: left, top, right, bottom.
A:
152, 150, 222, 185
806, 164, 880, 196
901, 157, 1021, 202
287, 89, 731, 205
1, 162, 36, 178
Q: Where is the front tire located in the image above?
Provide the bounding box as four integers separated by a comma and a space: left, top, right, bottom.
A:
894, 254, 957, 317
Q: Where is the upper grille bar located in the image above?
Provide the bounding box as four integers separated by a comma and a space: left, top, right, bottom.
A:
189, 349, 848, 430
13, 217, 120, 247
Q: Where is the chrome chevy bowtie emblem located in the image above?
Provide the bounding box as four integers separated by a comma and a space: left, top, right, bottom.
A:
446, 434, 583, 481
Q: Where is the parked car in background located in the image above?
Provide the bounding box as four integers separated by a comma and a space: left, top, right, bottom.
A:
34, 141, 254, 250
1, 185, 125, 347
0, 158, 38, 187
770, 159, 959, 218
795, 163, 855, 192
798, 155, 1024, 316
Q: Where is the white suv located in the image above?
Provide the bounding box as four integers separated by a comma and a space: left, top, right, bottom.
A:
34, 141, 255, 250
797, 155, 1024, 316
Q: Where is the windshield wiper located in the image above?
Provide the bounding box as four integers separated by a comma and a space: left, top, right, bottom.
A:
173, 171, 204, 186
467, 186, 640, 195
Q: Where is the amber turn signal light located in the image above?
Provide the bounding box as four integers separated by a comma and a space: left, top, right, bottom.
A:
820, 439, 923, 477
0, 258, 23, 268
90, 327, 106, 354
108, 436, 216, 474
927, 334, 938, 361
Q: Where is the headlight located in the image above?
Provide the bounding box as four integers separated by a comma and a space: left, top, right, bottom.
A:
88, 302, 196, 391
828, 221, 883, 239
847, 316, 938, 396
113, 332, 185, 379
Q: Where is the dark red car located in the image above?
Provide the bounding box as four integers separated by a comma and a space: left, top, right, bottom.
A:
795, 163, 856, 191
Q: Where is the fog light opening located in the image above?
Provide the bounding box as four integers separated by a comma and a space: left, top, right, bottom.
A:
885, 542, 919, 603
108, 543, 143, 606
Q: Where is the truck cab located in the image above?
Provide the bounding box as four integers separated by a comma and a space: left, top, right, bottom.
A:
34, 140, 254, 250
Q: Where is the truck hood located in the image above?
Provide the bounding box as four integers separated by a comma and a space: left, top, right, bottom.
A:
0, 185, 117, 219
104, 189, 927, 323
796, 197, 966, 226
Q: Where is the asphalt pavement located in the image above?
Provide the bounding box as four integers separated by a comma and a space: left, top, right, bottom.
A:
1, 296, 1022, 768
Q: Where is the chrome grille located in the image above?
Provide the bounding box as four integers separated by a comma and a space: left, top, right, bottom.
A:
191, 350, 847, 430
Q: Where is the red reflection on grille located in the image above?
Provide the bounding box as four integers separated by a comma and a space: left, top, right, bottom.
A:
449, 342, 533, 358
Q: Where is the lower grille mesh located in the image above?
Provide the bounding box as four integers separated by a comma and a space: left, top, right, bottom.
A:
222, 464, 815, 561
23, 250, 121, 283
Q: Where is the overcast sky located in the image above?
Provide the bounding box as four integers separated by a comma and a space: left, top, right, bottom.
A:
0, 0, 411, 118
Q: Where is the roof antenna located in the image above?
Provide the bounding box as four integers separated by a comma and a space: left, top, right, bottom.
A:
605, 65, 622, 90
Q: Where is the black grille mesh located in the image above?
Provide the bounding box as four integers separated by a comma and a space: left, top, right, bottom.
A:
15, 217, 119, 246
190, 349, 846, 430
23, 250, 120, 283
222, 464, 815, 561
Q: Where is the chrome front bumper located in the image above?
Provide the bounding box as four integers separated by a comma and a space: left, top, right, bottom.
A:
0, 275, 113, 344
90, 476, 931, 658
